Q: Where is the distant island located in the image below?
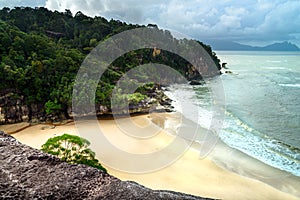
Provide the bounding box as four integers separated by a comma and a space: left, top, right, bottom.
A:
205, 40, 300, 51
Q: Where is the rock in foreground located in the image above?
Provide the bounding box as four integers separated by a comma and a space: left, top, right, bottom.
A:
0, 131, 213, 200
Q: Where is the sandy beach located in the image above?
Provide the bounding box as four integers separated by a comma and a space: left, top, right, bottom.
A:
2, 113, 300, 200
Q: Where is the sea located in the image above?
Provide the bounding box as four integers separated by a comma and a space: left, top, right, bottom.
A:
165, 51, 300, 177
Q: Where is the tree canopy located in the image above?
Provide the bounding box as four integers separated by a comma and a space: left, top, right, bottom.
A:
41, 133, 107, 172
0, 7, 221, 123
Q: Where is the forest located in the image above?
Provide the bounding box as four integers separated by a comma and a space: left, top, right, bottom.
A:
0, 7, 221, 123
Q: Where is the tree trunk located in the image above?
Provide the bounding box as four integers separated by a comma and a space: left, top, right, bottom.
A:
63, 105, 71, 119
28, 104, 32, 122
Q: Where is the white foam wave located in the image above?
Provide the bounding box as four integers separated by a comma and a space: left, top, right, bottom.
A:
279, 83, 300, 88
263, 67, 287, 70
220, 111, 300, 177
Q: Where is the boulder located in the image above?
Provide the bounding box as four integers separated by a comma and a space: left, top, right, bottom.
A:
189, 80, 204, 85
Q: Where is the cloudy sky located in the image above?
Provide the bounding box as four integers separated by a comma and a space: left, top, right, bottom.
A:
1, 0, 300, 46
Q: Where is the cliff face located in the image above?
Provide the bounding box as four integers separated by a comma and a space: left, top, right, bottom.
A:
0, 131, 212, 200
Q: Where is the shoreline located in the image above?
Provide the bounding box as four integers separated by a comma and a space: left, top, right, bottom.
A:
166, 113, 300, 197
1, 113, 300, 200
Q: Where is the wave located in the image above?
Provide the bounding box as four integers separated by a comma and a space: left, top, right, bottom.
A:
266, 60, 283, 63
279, 83, 300, 88
165, 83, 300, 177
220, 110, 300, 177
263, 66, 288, 70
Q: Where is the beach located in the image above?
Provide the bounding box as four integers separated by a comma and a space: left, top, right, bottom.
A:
2, 113, 300, 200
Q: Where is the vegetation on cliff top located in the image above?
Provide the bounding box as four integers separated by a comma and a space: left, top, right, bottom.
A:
0, 7, 221, 123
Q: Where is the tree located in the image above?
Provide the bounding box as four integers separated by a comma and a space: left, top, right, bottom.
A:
45, 100, 62, 116
0, 7, 221, 123
41, 134, 107, 172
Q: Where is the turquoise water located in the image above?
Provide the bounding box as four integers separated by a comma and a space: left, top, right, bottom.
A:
167, 51, 300, 176
218, 51, 300, 176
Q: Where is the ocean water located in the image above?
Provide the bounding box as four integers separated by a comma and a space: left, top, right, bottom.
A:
166, 51, 300, 177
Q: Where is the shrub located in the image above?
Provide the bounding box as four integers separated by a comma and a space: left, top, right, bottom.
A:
41, 133, 107, 172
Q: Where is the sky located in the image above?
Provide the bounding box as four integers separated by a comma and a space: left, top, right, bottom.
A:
1, 0, 300, 47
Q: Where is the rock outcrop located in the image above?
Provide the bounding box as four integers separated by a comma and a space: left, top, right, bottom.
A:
0, 131, 213, 200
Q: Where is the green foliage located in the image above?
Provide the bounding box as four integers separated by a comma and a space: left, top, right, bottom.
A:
41, 134, 107, 172
89, 38, 98, 47
127, 93, 147, 105
45, 100, 62, 115
112, 92, 146, 108
0, 7, 221, 122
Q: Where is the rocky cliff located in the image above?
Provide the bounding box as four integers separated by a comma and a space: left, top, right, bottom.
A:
0, 131, 213, 200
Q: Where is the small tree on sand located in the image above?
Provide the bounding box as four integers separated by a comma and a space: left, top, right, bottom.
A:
41, 133, 107, 173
